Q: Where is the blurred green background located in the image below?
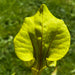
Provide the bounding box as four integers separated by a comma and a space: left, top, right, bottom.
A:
0, 0, 75, 75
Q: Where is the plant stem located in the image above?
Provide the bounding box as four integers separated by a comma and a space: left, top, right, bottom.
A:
32, 69, 41, 75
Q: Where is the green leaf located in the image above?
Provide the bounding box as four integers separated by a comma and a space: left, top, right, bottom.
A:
14, 4, 70, 70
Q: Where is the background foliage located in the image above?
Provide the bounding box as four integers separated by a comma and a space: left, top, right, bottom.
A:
0, 0, 75, 75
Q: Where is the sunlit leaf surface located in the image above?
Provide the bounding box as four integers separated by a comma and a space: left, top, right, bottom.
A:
14, 4, 70, 70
